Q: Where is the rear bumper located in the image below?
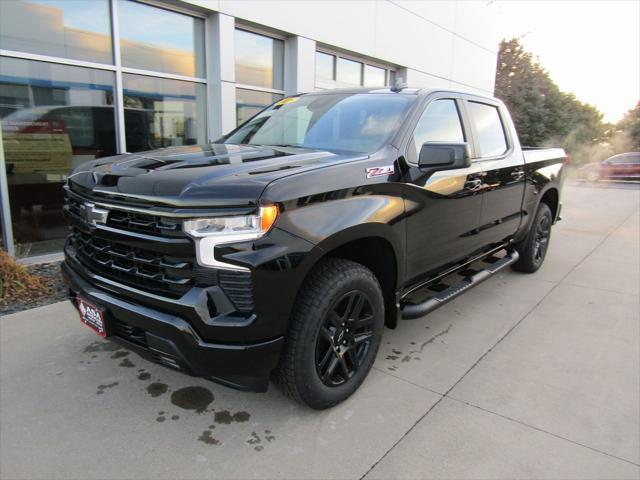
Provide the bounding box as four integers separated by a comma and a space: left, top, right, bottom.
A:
61, 261, 283, 392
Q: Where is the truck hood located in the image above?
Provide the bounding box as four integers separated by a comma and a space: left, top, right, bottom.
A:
69, 144, 364, 207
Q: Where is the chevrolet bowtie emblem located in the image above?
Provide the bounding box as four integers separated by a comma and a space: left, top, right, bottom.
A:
82, 202, 109, 226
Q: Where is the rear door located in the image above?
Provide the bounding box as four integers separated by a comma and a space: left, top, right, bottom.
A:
464, 99, 526, 246
401, 94, 484, 283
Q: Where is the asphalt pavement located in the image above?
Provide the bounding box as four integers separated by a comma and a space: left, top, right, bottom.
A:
1, 181, 639, 479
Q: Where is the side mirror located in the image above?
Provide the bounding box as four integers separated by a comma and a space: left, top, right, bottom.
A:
418, 142, 471, 170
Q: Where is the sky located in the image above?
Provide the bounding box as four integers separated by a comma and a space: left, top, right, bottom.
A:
493, 0, 640, 123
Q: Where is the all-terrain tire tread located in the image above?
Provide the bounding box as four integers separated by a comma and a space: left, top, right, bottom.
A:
272, 258, 381, 407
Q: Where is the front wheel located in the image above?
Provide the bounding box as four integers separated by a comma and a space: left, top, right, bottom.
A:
272, 258, 384, 409
586, 168, 600, 182
512, 202, 553, 273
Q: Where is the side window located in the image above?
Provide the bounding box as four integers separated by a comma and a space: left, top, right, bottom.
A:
467, 101, 508, 157
408, 99, 464, 163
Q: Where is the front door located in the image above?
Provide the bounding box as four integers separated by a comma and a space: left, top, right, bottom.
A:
401, 97, 484, 284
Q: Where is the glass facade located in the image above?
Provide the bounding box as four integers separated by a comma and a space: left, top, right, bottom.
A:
364, 65, 386, 87
315, 50, 394, 89
315, 51, 334, 82
118, 0, 205, 77
0, 57, 116, 257
123, 74, 206, 151
0, 0, 113, 64
235, 29, 283, 89
234, 29, 284, 126
0, 1, 207, 257
236, 88, 282, 126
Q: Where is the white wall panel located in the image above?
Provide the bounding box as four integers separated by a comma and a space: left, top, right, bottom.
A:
392, 0, 457, 31
450, 36, 497, 94
453, 0, 501, 53
218, 1, 377, 58
374, 0, 454, 79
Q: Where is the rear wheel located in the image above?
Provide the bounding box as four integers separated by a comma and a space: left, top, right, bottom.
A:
512, 202, 553, 273
272, 258, 384, 409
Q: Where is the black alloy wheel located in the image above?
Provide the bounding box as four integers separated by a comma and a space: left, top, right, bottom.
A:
533, 213, 551, 263
272, 258, 384, 409
512, 202, 553, 273
315, 290, 375, 387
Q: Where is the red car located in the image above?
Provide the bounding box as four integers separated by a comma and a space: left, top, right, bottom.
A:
584, 152, 640, 182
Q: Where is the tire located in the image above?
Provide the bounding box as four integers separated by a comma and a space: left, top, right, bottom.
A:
586, 168, 600, 182
272, 258, 384, 409
512, 202, 553, 273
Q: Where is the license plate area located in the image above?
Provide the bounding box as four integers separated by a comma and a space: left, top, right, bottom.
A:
77, 297, 107, 337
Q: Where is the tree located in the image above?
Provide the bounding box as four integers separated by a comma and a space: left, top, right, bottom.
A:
617, 102, 640, 149
494, 38, 609, 157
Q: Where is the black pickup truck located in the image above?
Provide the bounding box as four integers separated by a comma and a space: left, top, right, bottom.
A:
62, 88, 566, 409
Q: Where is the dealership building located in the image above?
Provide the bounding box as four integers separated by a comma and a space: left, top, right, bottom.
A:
0, 0, 499, 260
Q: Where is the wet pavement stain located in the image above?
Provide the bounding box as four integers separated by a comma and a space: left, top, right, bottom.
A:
170, 386, 214, 413
137, 372, 151, 381
84, 341, 121, 353
247, 431, 262, 451
171, 415, 179, 421
119, 358, 135, 368
96, 382, 118, 394
156, 416, 166, 422
214, 410, 251, 424
384, 324, 452, 370
110, 351, 129, 359
198, 430, 220, 446
146, 382, 169, 398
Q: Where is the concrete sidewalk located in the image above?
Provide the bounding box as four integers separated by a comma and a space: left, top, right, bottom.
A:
1, 183, 639, 480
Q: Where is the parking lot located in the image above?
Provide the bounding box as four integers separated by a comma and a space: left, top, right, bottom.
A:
1, 181, 639, 480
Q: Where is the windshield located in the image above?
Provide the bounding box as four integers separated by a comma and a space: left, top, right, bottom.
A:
224, 93, 415, 154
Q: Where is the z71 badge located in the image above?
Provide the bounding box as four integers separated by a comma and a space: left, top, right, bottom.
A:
366, 165, 395, 178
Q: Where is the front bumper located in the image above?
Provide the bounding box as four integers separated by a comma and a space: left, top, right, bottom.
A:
61, 261, 283, 392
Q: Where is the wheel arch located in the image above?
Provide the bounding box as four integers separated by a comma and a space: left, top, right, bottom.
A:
298, 224, 403, 330
539, 187, 560, 222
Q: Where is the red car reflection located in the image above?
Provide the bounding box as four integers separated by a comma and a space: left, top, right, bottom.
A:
584, 152, 640, 182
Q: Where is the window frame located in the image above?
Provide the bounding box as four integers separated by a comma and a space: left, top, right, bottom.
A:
400, 93, 473, 168
407, 98, 467, 164
314, 46, 396, 90
463, 98, 514, 162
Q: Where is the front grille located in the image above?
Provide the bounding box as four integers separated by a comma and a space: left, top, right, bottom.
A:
107, 210, 182, 237
64, 187, 255, 312
71, 228, 194, 298
219, 270, 254, 312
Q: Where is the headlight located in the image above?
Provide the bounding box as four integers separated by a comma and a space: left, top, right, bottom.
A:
183, 205, 278, 270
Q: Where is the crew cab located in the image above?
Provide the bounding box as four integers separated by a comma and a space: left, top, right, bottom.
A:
62, 88, 566, 409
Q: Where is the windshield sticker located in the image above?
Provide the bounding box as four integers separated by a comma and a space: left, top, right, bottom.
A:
366, 165, 395, 178
274, 97, 299, 107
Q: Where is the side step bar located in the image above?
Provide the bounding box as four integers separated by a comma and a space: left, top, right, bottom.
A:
401, 250, 520, 320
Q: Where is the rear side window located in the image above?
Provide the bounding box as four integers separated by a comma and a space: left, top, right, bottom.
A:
467, 101, 508, 157
409, 99, 465, 163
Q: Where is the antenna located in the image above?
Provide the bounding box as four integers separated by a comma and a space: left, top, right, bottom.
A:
390, 77, 408, 92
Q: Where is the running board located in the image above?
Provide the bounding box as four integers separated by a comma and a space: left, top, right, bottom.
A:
400, 250, 519, 320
